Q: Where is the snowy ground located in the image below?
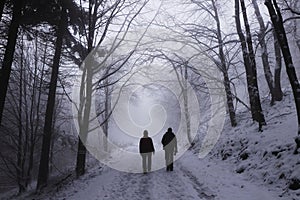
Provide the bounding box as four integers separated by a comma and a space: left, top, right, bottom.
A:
8, 151, 276, 200
1, 92, 300, 200
70, 152, 280, 200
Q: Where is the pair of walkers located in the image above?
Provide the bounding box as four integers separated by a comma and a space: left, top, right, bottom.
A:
139, 128, 178, 174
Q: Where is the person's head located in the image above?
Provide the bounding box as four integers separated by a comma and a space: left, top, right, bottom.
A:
167, 127, 172, 133
143, 130, 148, 137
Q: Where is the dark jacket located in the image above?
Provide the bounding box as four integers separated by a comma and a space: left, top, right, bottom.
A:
161, 131, 177, 152
139, 137, 155, 153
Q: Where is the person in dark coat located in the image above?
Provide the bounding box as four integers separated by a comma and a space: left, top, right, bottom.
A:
139, 130, 155, 174
161, 127, 178, 171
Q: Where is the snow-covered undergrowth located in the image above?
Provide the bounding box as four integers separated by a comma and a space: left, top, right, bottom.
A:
207, 91, 300, 199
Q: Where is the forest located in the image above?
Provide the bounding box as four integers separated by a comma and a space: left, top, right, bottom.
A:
0, 0, 300, 199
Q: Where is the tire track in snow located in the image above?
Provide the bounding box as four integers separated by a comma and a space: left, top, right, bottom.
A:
177, 163, 216, 200
100, 172, 153, 200
149, 168, 209, 200
100, 165, 215, 200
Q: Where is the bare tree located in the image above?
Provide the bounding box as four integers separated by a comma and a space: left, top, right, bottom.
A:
98, 72, 112, 152
235, 0, 266, 131
252, 0, 277, 104
16, 36, 25, 194
68, 0, 151, 177
285, 0, 300, 53
169, 58, 193, 144
0, 30, 50, 193
273, 28, 283, 101
167, 0, 238, 127
211, 0, 237, 126
36, 7, 67, 191
265, 0, 300, 151
0, 0, 23, 126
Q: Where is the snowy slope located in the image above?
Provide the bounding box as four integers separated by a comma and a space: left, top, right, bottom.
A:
208, 91, 300, 200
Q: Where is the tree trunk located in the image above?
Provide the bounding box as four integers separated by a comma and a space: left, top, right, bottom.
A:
75, 1, 98, 177
103, 78, 111, 152
17, 42, 25, 194
183, 63, 192, 144
252, 0, 275, 105
76, 65, 92, 176
26, 42, 47, 188
240, 0, 265, 128
212, 0, 237, 127
265, 0, 300, 143
291, 1, 300, 54
22, 53, 29, 190
49, 106, 57, 174
223, 72, 237, 126
0, 0, 23, 126
273, 28, 283, 101
76, 138, 87, 176
235, 0, 266, 131
36, 8, 66, 191
76, 51, 94, 177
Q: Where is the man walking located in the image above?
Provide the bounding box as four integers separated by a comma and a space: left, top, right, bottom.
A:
139, 130, 155, 174
161, 127, 178, 171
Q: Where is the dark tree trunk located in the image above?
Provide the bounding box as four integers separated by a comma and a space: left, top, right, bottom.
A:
212, 0, 237, 127
75, 50, 94, 177
223, 72, 237, 126
235, 0, 266, 131
36, 8, 66, 191
240, 0, 265, 128
76, 63, 92, 177
0, 0, 22, 126
265, 0, 300, 146
76, 137, 87, 176
252, 0, 275, 105
273, 29, 283, 101
75, 0, 99, 177
17, 44, 25, 194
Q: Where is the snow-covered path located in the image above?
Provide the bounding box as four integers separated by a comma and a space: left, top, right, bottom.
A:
51, 151, 278, 200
